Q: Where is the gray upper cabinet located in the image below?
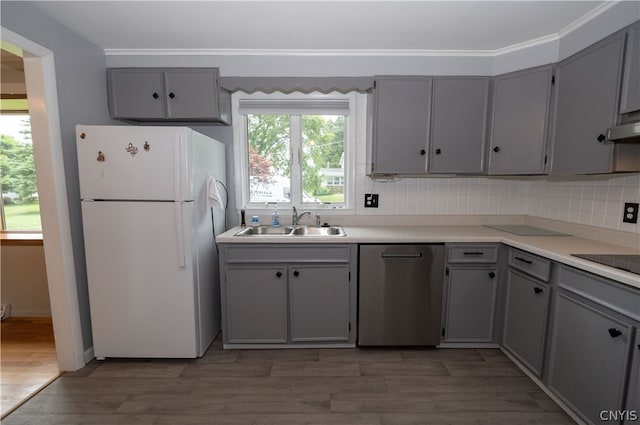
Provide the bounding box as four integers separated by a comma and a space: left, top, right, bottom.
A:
429, 77, 489, 174
551, 32, 625, 174
488, 66, 553, 175
107, 68, 231, 124
620, 22, 640, 114
370, 77, 432, 174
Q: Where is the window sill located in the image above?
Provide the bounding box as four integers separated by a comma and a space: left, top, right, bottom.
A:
1, 233, 44, 246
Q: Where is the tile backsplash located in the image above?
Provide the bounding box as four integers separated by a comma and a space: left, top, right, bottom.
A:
528, 174, 640, 234
355, 174, 640, 234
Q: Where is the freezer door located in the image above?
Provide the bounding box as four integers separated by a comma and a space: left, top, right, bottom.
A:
76, 125, 191, 201
81, 200, 201, 358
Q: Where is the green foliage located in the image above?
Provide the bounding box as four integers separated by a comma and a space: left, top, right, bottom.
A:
3, 202, 42, 231
247, 114, 291, 178
247, 113, 345, 198
301, 115, 344, 197
1, 134, 38, 201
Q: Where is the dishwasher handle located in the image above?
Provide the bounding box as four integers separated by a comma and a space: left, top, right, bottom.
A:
381, 252, 424, 259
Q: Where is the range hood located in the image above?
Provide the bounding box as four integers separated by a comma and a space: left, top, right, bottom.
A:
607, 121, 640, 142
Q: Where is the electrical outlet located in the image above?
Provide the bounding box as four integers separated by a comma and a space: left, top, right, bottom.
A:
622, 202, 639, 224
364, 193, 379, 208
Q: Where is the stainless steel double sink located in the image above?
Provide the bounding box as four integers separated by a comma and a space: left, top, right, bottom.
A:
234, 225, 346, 237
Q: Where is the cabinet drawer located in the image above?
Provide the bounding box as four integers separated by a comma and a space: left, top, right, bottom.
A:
448, 245, 498, 263
508, 249, 551, 282
557, 265, 640, 322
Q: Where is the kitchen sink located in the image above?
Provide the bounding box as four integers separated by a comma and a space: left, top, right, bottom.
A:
234, 225, 346, 237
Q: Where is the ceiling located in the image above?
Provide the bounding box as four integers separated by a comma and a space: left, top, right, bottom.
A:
30, 1, 608, 53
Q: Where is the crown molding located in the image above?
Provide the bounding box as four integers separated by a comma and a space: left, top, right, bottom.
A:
104, 48, 497, 57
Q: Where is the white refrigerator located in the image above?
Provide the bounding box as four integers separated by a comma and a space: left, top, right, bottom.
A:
76, 125, 226, 359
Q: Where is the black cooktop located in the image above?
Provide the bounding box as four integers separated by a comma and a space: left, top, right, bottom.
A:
571, 254, 640, 275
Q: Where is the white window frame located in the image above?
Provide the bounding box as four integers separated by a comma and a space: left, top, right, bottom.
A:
232, 91, 360, 214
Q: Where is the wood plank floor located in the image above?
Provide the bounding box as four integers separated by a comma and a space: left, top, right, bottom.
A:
1, 317, 60, 418
2, 335, 576, 425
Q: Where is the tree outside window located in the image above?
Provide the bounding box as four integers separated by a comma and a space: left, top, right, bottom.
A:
246, 113, 346, 205
0, 115, 42, 231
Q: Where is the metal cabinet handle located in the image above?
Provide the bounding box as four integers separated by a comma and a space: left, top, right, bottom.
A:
463, 251, 484, 256
608, 328, 622, 338
275, 271, 282, 278
488, 272, 496, 279
597, 134, 606, 142
168, 92, 176, 99
293, 270, 300, 277
493, 146, 500, 153
420, 149, 426, 156
515, 256, 533, 265
152, 92, 159, 99
534, 287, 543, 294
381, 253, 423, 259
435, 148, 442, 155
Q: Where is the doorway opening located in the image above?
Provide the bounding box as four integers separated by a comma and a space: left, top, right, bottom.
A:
0, 40, 60, 419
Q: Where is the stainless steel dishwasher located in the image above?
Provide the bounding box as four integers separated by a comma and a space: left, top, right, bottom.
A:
358, 244, 445, 346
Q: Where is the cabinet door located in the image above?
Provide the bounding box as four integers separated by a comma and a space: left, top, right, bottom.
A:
620, 23, 640, 114
627, 329, 640, 422
429, 77, 489, 174
444, 267, 498, 343
371, 77, 431, 174
107, 69, 165, 119
289, 265, 350, 342
502, 270, 550, 377
551, 33, 625, 174
225, 267, 288, 343
488, 66, 553, 175
164, 69, 221, 120
548, 293, 631, 424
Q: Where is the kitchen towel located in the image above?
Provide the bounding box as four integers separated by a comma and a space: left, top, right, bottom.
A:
207, 175, 225, 210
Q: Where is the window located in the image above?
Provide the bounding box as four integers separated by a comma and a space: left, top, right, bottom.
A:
0, 114, 42, 231
232, 91, 360, 211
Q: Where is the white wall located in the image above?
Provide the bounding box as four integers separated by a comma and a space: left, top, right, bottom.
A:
1, 244, 51, 317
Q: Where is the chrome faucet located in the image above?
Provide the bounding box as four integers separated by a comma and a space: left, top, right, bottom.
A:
292, 206, 311, 225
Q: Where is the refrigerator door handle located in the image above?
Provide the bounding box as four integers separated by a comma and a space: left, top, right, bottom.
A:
174, 135, 186, 201
175, 202, 186, 268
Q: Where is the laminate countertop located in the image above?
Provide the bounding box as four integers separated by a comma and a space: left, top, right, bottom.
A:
217, 224, 640, 289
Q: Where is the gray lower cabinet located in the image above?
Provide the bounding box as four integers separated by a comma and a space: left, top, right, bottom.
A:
502, 269, 550, 377
626, 329, 640, 422
551, 31, 626, 174
620, 22, 640, 114
428, 77, 489, 174
444, 267, 498, 342
443, 244, 500, 343
107, 68, 231, 123
289, 265, 350, 342
547, 264, 639, 425
225, 267, 288, 343
220, 244, 356, 347
487, 65, 553, 175
369, 76, 432, 174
